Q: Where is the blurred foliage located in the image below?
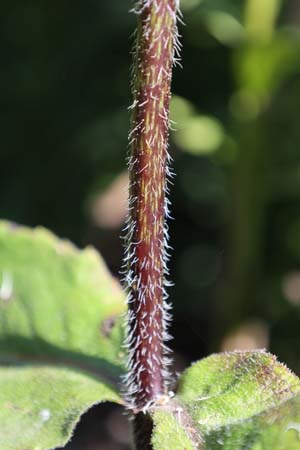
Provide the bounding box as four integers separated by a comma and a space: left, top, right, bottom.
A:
1, 1, 300, 443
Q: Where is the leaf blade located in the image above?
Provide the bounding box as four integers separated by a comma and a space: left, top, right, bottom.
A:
151, 351, 300, 450
0, 364, 121, 450
0, 221, 126, 449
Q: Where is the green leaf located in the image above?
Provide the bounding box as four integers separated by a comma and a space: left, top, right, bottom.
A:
205, 394, 300, 450
0, 365, 120, 450
151, 409, 196, 450
0, 221, 126, 449
151, 351, 300, 450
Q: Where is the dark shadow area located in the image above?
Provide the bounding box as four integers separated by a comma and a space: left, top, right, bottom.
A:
0, 335, 124, 387
61, 403, 131, 450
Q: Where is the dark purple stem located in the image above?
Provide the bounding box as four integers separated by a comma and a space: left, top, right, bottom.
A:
124, 0, 179, 411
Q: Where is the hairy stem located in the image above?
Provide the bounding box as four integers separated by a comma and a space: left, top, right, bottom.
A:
124, 0, 179, 411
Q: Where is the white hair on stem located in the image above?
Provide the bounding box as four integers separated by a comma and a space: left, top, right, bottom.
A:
121, 0, 181, 412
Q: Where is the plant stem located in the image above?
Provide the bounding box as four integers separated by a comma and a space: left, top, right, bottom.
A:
124, 0, 179, 411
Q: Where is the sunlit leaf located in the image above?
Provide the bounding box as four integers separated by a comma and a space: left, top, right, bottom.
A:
151, 351, 300, 450
0, 221, 126, 449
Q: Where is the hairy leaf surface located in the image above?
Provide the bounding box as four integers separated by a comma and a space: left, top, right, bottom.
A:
0, 221, 126, 449
151, 351, 300, 449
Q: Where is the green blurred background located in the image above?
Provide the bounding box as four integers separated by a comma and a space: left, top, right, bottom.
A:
1, 0, 300, 448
